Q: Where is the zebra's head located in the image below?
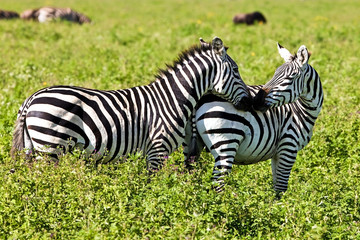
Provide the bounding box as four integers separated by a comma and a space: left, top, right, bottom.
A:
204, 37, 252, 111
253, 43, 310, 112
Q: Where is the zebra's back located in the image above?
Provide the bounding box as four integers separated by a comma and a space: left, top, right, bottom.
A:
22, 85, 151, 162
195, 96, 283, 165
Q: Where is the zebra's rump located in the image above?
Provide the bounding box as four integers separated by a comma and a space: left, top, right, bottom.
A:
195, 100, 280, 163
22, 85, 150, 162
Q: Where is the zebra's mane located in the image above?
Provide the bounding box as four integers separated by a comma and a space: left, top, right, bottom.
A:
155, 42, 213, 80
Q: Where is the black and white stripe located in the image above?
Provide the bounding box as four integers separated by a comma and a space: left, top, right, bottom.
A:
11, 37, 252, 171
184, 43, 323, 193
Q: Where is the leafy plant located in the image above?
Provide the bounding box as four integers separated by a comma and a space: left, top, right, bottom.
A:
0, 0, 359, 238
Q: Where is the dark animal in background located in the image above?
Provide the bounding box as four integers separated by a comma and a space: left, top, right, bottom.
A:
21, 7, 91, 24
233, 11, 266, 25
0, 9, 19, 19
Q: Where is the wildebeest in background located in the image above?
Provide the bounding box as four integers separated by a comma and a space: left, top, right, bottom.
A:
0, 9, 19, 19
233, 11, 266, 25
21, 7, 91, 24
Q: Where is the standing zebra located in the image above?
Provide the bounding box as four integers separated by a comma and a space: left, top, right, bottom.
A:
21, 7, 91, 24
184, 43, 323, 193
11, 37, 252, 171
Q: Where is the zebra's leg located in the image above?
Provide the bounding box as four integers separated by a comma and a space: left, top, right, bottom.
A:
210, 142, 239, 192
183, 112, 204, 170
182, 118, 193, 168
146, 142, 169, 172
30, 135, 79, 162
187, 136, 205, 169
146, 156, 161, 172
271, 152, 298, 197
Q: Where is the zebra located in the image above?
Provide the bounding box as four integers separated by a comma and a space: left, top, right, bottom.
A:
20, 7, 91, 24
11, 37, 252, 172
184, 43, 323, 194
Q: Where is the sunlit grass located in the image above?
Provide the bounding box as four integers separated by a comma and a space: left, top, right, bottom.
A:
0, 0, 360, 238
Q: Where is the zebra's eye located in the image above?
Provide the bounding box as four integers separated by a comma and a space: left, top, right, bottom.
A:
289, 72, 298, 78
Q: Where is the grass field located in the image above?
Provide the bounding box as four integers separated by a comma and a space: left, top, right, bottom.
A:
1, 0, 360, 238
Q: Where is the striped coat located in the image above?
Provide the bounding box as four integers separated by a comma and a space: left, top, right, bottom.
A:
184, 44, 323, 193
11, 37, 252, 171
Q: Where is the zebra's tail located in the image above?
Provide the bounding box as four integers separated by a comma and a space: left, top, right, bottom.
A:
10, 113, 32, 159
186, 112, 203, 168
188, 136, 199, 159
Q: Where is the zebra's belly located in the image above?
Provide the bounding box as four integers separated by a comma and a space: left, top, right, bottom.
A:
233, 138, 277, 165
233, 152, 274, 165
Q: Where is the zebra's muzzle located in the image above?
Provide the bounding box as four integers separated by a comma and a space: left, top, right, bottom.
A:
234, 96, 253, 111
253, 88, 271, 113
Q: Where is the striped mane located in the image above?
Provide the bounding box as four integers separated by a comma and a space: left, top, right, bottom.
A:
155, 42, 213, 79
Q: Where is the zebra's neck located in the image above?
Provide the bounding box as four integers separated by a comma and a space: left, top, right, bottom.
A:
151, 51, 214, 122
297, 66, 323, 117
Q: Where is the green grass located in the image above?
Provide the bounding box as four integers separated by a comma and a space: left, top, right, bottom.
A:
1, 0, 360, 238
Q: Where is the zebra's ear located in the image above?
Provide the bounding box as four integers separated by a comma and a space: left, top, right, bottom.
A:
212, 37, 226, 59
277, 43, 294, 63
199, 38, 209, 48
296, 45, 309, 67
